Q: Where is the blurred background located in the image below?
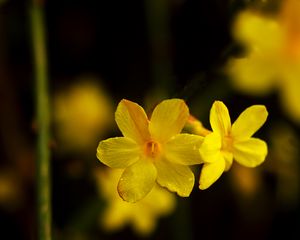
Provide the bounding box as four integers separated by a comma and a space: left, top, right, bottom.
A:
0, 0, 300, 239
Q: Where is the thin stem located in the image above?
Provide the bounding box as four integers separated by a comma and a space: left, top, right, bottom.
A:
30, 1, 52, 239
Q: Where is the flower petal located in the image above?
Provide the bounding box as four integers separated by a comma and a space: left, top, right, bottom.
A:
154, 159, 194, 197
145, 184, 176, 215
132, 210, 155, 235
233, 138, 268, 167
210, 101, 231, 136
199, 133, 222, 163
115, 99, 150, 144
118, 159, 157, 203
165, 133, 204, 165
281, 68, 300, 122
97, 137, 140, 168
199, 157, 225, 190
102, 201, 130, 231
233, 10, 283, 52
223, 151, 233, 171
149, 99, 189, 143
231, 105, 268, 140
227, 54, 276, 96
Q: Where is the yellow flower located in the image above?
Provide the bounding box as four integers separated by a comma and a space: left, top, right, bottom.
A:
198, 101, 268, 190
227, 3, 300, 122
53, 79, 113, 151
95, 168, 175, 235
97, 99, 203, 202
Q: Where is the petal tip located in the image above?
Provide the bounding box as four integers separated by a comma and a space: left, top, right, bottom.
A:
117, 180, 139, 203
213, 100, 226, 107
199, 184, 209, 190
198, 176, 213, 190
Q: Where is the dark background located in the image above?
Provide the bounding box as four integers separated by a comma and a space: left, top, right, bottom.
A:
0, 0, 299, 239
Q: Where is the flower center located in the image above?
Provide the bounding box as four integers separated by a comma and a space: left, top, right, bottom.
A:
222, 135, 233, 152
144, 140, 161, 158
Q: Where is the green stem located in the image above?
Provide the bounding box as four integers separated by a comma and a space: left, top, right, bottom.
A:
30, 1, 52, 239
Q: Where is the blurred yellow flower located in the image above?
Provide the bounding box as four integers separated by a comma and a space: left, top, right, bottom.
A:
227, 1, 300, 122
53, 79, 113, 152
95, 168, 176, 235
0, 169, 22, 210
230, 164, 262, 198
198, 101, 268, 190
97, 99, 203, 202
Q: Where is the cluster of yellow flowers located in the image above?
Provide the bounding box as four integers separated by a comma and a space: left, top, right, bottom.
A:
96, 98, 268, 203
227, 0, 300, 122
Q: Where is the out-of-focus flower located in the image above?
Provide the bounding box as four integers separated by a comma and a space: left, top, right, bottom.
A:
230, 163, 262, 198
53, 78, 113, 152
0, 169, 22, 209
197, 101, 268, 190
97, 99, 203, 202
227, 0, 300, 122
95, 168, 176, 236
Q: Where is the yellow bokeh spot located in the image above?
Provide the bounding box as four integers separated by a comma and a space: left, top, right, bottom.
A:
53, 76, 113, 151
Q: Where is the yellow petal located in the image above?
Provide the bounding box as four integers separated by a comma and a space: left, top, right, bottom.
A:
165, 133, 204, 165
154, 159, 194, 197
199, 133, 222, 163
233, 138, 268, 167
118, 159, 157, 203
231, 105, 268, 140
149, 99, 189, 143
227, 53, 276, 96
115, 99, 150, 144
132, 211, 155, 235
97, 137, 140, 168
102, 201, 130, 231
280, 67, 300, 122
145, 184, 176, 215
223, 151, 233, 171
210, 101, 231, 136
199, 157, 225, 190
233, 10, 283, 52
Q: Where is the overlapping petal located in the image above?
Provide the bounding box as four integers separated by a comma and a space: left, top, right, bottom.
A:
210, 101, 231, 136
199, 133, 222, 163
233, 138, 268, 167
118, 159, 157, 203
231, 105, 268, 140
115, 99, 150, 144
223, 151, 233, 171
164, 133, 204, 165
149, 99, 189, 143
199, 158, 225, 190
154, 159, 194, 197
97, 137, 140, 168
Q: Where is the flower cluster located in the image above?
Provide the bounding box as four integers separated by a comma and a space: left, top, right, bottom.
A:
97, 99, 268, 202
226, 0, 300, 122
